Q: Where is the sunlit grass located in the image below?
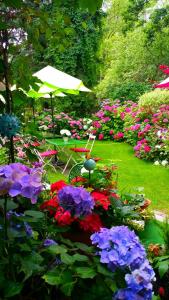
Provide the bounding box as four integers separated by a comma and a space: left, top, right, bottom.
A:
47, 141, 169, 214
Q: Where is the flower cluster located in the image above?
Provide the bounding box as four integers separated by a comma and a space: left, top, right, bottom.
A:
60, 129, 71, 137
58, 185, 94, 217
91, 226, 155, 300
0, 163, 43, 203
40, 179, 111, 232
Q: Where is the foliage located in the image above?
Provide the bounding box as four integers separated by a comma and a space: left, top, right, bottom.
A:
32, 0, 103, 116
97, 0, 169, 100
139, 90, 169, 110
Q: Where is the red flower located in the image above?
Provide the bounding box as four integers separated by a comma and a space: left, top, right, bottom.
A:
162, 68, 169, 74
71, 176, 87, 184
54, 207, 74, 226
159, 64, 169, 70
51, 180, 67, 193
158, 287, 165, 297
91, 191, 110, 210
78, 214, 103, 232
40, 196, 59, 215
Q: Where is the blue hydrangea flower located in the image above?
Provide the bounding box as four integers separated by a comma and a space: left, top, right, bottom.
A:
43, 239, 57, 247
91, 226, 155, 300
58, 185, 94, 217
0, 114, 20, 138
0, 163, 43, 203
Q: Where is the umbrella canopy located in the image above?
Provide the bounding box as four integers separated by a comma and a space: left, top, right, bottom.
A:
155, 76, 169, 89
33, 65, 91, 94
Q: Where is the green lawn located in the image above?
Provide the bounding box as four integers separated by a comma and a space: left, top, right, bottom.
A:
48, 141, 169, 214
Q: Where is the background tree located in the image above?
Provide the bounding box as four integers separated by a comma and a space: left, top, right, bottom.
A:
33, 0, 104, 116
97, 0, 169, 101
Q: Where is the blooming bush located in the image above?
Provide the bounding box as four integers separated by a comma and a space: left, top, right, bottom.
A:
91, 226, 155, 300
0, 162, 161, 299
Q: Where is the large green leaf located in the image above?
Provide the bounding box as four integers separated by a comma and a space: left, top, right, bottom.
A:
75, 267, 97, 279
0, 199, 18, 211
158, 261, 169, 278
20, 253, 44, 280
43, 268, 62, 286
60, 253, 75, 265
46, 244, 67, 255
73, 253, 89, 262
4, 281, 23, 298
25, 210, 44, 219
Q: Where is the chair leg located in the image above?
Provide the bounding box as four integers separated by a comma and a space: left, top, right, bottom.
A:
62, 154, 74, 174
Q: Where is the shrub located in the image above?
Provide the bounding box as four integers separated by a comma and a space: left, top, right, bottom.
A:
139, 89, 169, 111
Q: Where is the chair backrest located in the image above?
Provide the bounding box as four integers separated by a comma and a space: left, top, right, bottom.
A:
33, 149, 44, 164
85, 134, 96, 153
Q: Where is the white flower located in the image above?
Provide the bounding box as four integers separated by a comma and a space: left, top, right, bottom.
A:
161, 160, 168, 166
87, 119, 92, 124
60, 129, 71, 137
157, 130, 162, 137
154, 161, 160, 166
89, 126, 94, 130
83, 125, 88, 130
155, 145, 161, 149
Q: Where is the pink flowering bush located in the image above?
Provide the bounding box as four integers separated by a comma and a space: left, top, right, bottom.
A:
36, 100, 169, 164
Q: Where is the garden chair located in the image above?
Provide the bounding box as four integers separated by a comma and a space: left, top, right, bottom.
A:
34, 149, 58, 172
70, 134, 96, 159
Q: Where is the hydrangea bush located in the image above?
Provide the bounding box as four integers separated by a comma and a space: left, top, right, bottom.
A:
36, 100, 169, 165
91, 226, 155, 300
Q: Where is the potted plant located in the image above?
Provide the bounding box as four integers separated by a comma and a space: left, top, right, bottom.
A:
60, 129, 71, 142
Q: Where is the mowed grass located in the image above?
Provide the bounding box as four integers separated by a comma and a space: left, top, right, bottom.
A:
47, 141, 169, 214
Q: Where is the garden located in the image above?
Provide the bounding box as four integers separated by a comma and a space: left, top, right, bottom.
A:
0, 1, 169, 300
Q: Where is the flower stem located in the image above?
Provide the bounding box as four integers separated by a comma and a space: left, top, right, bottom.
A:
4, 195, 8, 241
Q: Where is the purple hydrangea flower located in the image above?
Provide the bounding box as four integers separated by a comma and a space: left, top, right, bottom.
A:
58, 185, 94, 217
91, 226, 155, 300
43, 239, 57, 247
0, 163, 43, 203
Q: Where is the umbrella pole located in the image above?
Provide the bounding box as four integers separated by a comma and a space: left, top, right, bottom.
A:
32, 98, 35, 124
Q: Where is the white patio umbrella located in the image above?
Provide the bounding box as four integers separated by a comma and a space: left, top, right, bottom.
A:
33, 65, 91, 94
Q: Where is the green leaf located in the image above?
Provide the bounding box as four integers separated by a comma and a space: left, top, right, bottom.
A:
97, 264, 113, 277
158, 261, 169, 278
0, 199, 18, 211
73, 253, 89, 262
60, 253, 75, 265
60, 281, 74, 297
4, 281, 23, 298
43, 268, 61, 286
74, 242, 94, 253
25, 210, 44, 219
75, 267, 97, 279
46, 244, 67, 255
20, 253, 44, 280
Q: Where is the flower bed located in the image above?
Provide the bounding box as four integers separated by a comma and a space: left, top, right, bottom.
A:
37, 99, 169, 165
0, 161, 169, 299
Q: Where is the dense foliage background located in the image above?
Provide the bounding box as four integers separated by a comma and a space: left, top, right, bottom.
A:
96, 0, 169, 100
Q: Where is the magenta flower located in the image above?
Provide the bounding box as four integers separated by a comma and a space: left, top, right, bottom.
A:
144, 145, 151, 153
99, 133, 104, 140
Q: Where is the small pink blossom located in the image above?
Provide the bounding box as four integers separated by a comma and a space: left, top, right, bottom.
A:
98, 133, 104, 140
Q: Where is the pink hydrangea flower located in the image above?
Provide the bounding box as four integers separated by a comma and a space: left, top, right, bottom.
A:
99, 133, 104, 140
